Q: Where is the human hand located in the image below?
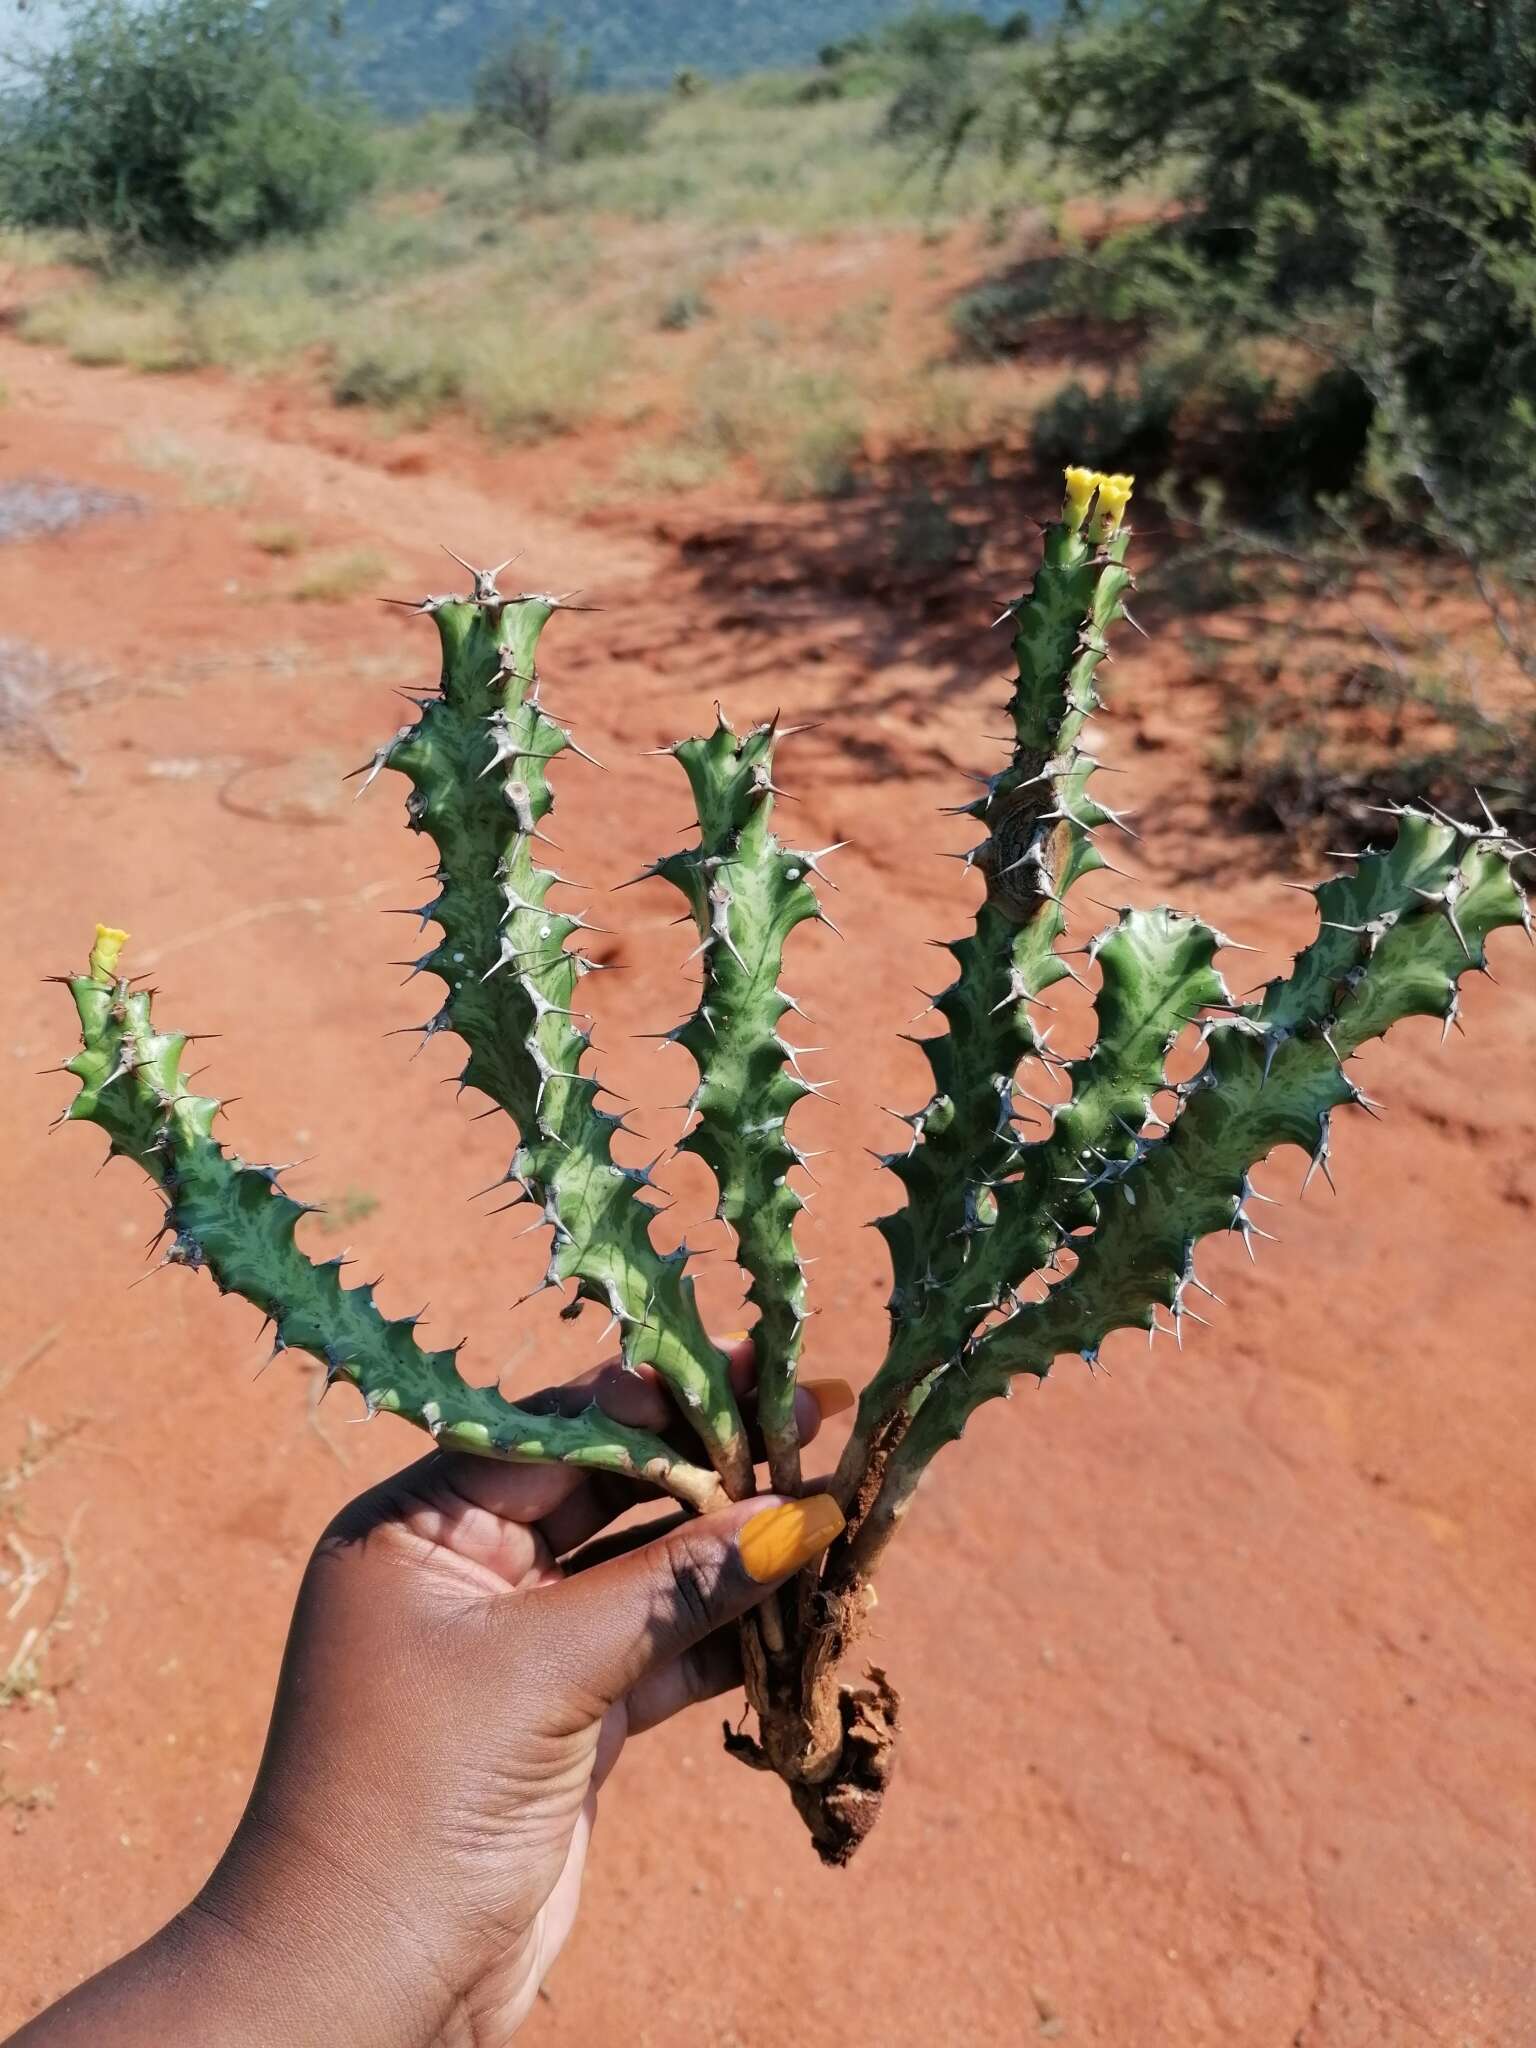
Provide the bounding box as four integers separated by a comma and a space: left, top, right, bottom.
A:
11, 1342, 848, 2048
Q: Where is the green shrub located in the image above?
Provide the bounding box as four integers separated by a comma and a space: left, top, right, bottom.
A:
883, 8, 1001, 62
1030, 362, 1188, 475
1246, 367, 1376, 506
950, 260, 1063, 353
1031, 350, 1374, 513
890, 485, 967, 573
472, 27, 579, 162
1036, 1, 1536, 537
881, 12, 994, 145
657, 288, 713, 331
917, 0, 1536, 567
557, 93, 662, 162
0, 0, 372, 260
765, 414, 863, 500
331, 344, 462, 415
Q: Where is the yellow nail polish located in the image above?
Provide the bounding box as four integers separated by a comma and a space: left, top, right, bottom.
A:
739, 1496, 845, 1583
720, 1329, 752, 1346
803, 1377, 855, 1420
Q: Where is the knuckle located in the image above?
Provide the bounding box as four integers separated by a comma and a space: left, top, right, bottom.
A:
659, 1538, 723, 1637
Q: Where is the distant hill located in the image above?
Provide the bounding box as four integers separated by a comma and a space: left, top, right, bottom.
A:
340, 1, 1053, 114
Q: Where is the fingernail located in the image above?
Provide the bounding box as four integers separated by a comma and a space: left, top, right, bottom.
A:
721, 1329, 752, 1346
803, 1377, 855, 1420
739, 1496, 845, 1583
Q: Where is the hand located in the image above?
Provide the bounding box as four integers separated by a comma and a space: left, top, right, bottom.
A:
10, 1342, 849, 2048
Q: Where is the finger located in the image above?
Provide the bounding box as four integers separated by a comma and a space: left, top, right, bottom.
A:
412, 1344, 856, 1552
519, 1336, 759, 1432
538, 1485, 678, 1567
537, 1376, 848, 1561
423, 1340, 774, 1535
533, 1352, 852, 1560
328, 1445, 591, 1548
524, 1494, 845, 1718
555, 1470, 840, 1576
559, 1506, 690, 1573
625, 1631, 744, 1736
418, 1447, 597, 1534
525, 1336, 849, 1451
691, 1342, 849, 1458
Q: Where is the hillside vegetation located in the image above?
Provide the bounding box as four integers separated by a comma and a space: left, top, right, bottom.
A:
1, 13, 1047, 465
1, 0, 1530, 851
340, 0, 1053, 110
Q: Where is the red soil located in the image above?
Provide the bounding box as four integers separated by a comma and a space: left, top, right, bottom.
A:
1, 318, 1533, 2047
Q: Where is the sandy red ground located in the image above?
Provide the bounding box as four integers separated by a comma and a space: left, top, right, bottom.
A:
1, 320, 1534, 2047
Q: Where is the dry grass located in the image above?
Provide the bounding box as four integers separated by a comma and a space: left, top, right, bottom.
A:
249, 522, 308, 557
314, 1187, 382, 1235
906, 364, 1031, 450
616, 441, 730, 494
0, 1325, 88, 1763
6, 73, 1071, 477
680, 338, 869, 499
0, 639, 110, 774
330, 298, 619, 442
291, 548, 393, 603
0, 226, 64, 267
524, 86, 1033, 233
20, 290, 198, 374
122, 430, 251, 507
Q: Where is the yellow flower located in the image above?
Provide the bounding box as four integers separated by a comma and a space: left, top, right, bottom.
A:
1061, 464, 1099, 528
88, 924, 130, 982
1090, 472, 1134, 537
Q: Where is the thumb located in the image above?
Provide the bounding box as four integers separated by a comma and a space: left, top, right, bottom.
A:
547, 1493, 845, 1712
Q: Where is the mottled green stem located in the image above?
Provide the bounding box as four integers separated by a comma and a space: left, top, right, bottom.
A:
53, 490, 1530, 1873
836, 474, 1138, 1500
62, 944, 725, 1512
374, 585, 752, 1497
650, 714, 825, 1495
849, 811, 1528, 1574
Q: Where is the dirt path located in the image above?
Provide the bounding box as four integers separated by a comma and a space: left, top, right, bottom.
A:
2, 332, 1533, 2046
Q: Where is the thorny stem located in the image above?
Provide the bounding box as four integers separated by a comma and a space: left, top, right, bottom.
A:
61, 934, 727, 1512
833, 472, 1139, 1504
376, 588, 754, 1499
57, 487, 1531, 1867
651, 713, 824, 1498
851, 820, 1525, 1580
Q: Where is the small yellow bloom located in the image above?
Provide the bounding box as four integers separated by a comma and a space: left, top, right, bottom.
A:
1090, 472, 1134, 538
89, 924, 130, 982
1062, 464, 1099, 529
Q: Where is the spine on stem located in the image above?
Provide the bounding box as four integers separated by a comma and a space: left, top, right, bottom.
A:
841, 470, 1141, 1486
61, 927, 726, 1511
368, 572, 752, 1496
849, 809, 1529, 1574
646, 713, 827, 1495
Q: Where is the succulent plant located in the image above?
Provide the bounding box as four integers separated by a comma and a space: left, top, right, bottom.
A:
59, 474, 1529, 1863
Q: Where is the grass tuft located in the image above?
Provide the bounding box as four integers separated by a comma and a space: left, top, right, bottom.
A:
250, 523, 308, 557
291, 549, 392, 603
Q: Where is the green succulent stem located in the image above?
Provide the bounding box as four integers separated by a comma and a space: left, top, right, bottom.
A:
653, 715, 824, 1495
378, 594, 753, 1499
834, 502, 1138, 1503
62, 960, 727, 1513
55, 495, 1531, 1871
847, 810, 1528, 1576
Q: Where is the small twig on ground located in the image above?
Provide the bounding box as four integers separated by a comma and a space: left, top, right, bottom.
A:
0, 1327, 60, 1401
